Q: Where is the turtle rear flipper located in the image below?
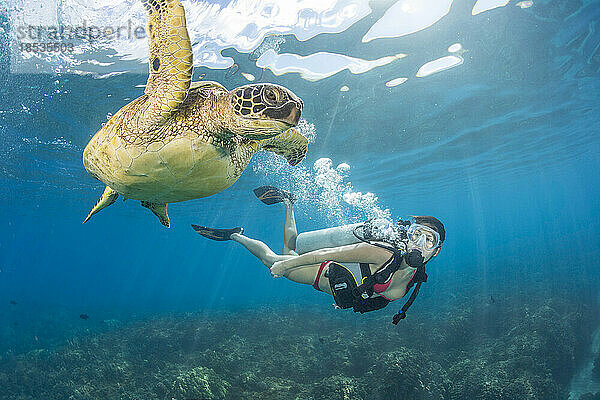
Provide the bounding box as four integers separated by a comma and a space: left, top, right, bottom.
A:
83, 186, 119, 224
192, 225, 243, 241
260, 128, 308, 166
141, 201, 170, 228
253, 186, 296, 205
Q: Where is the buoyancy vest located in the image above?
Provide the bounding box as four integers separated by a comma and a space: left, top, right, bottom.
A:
314, 255, 406, 313
326, 261, 391, 313
313, 252, 428, 323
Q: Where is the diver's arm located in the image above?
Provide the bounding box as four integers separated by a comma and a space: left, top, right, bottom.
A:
271, 242, 391, 276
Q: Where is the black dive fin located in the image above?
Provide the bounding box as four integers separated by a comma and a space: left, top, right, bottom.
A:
191, 225, 243, 241
253, 185, 297, 205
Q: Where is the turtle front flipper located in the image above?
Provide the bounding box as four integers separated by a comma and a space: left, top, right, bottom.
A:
83, 186, 119, 224
141, 201, 170, 228
260, 128, 309, 166
140, 0, 193, 126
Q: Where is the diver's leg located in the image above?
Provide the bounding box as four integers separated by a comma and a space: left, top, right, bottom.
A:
282, 199, 298, 255
231, 233, 293, 268
283, 264, 332, 294
268, 264, 331, 294
232, 233, 328, 291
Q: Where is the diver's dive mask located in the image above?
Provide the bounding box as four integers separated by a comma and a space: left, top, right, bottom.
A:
407, 224, 441, 251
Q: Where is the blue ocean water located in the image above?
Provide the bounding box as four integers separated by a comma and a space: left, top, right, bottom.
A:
0, 0, 599, 398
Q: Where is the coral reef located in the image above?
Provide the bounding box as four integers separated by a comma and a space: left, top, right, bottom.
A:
0, 288, 597, 400
580, 392, 600, 400
309, 374, 366, 400
438, 298, 593, 400
365, 348, 449, 400
171, 366, 229, 400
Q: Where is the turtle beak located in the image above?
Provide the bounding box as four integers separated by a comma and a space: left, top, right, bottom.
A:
278, 98, 302, 126
262, 100, 302, 127
284, 104, 301, 126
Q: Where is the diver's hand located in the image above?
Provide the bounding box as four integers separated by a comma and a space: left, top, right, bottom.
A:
270, 260, 286, 278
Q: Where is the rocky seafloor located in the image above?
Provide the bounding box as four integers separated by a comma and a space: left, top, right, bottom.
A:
1, 287, 599, 400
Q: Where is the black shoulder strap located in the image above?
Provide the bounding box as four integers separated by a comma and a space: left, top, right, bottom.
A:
353, 262, 374, 298
392, 265, 427, 325
359, 263, 371, 279
354, 253, 400, 298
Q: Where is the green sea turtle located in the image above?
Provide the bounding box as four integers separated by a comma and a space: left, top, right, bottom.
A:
82, 0, 306, 227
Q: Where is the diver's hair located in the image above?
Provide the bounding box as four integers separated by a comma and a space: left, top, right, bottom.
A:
411, 215, 445, 243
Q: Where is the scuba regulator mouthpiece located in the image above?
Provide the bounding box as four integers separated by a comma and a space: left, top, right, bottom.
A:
405, 249, 425, 268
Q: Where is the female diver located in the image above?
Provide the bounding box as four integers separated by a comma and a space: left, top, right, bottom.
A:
192, 186, 445, 324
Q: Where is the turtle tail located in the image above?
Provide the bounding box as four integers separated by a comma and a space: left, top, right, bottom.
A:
83, 186, 119, 224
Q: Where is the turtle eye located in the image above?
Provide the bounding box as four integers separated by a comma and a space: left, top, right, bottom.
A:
264, 88, 280, 105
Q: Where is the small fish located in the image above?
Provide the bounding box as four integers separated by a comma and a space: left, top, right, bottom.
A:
9, 300, 17, 305
490, 295, 496, 304
34, 335, 38, 341
79, 314, 89, 320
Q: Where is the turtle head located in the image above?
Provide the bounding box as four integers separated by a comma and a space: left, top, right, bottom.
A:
225, 83, 303, 139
